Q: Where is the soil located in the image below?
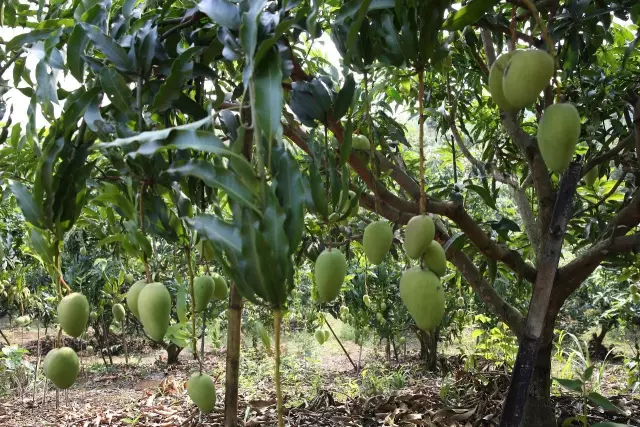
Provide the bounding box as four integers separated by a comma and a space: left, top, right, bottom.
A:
0, 324, 638, 427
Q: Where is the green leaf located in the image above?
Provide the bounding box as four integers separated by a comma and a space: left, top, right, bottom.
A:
187, 215, 241, 253
176, 285, 187, 324
153, 46, 200, 112
466, 184, 496, 210
582, 365, 594, 382
7, 29, 56, 50
253, 51, 283, 141
335, 0, 394, 25
443, 231, 467, 252
309, 161, 328, 218
334, 74, 355, 120
339, 119, 353, 167
80, 23, 133, 71
173, 94, 208, 120
346, 0, 373, 63
553, 377, 583, 393
63, 87, 101, 130
443, 0, 500, 30
8, 181, 45, 229
587, 392, 624, 414
273, 145, 305, 255
168, 161, 259, 214
99, 67, 134, 116
197, 0, 241, 30
29, 229, 53, 265
137, 27, 157, 78
67, 25, 87, 83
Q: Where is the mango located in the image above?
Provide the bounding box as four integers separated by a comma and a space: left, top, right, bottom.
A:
399, 267, 445, 331
488, 50, 519, 111
315, 329, 325, 344
404, 215, 434, 259
196, 239, 216, 263
323, 330, 330, 342
193, 276, 215, 312
137, 282, 171, 342
399, 336, 406, 345
57, 293, 89, 338
457, 296, 465, 306
314, 248, 347, 303
112, 303, 125, 322
537, 103, 581, 173
422, 240, 447, 277
187, 373, 216, 413
212, 274, 228, 301
352, 134, 370, 151
363, 294, 371, 307
503, 49, 554, 110
45, 347, 79, 389
363, 221, 393, 265
126, 279, 147, 319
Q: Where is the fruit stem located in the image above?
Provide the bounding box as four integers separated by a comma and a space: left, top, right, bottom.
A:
363, 70, 380, 215
274, 309, 284, 427
139, 182, 151, 283
185, 245, 198, 362
417, 67, 426, 215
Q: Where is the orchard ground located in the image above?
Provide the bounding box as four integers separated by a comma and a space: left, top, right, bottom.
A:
0, 315, 637, 427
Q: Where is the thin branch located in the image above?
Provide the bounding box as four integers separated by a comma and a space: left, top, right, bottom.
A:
582, 133, 635, 178
574, 175, 624, 217
0, 49, 24, 77
159, 13, 203, 41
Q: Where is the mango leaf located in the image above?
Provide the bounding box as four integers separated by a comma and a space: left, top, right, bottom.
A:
253, 51, 283, 141
466, 184, 496, 210
443, 231, 467, 252
273, 145, 305, 255
346, 0, 373, 63
176, 285, 187, 324
335, 0, 393, 25
309, 161, 328, 218
67, 25, 87, 83
99, 67, 133, 116
168, 161, 259, 214
339, 119, 353, 166
187, 215, 241, 254
63, 87, 101, 130
9, 181, 46, 229
334, 74, 355, 120
587, 392, 625, 414
443, 0, 500, 30
173, 94, 208, 120
7, 29, 56, 50
553, 377, 583, 393
80, 23, 133, 71
153, 46, 200, 112
29, 229, 53, 265
197, 0, 241, 30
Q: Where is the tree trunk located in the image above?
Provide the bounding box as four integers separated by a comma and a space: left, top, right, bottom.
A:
385, 338, 391, 363
166, 343, 183, 364
522, 340, 556, 427
417, 329, 438, 371
224, 283, 243, 427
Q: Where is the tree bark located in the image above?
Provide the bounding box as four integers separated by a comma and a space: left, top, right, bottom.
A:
523, 340, 556, 427
166, 343, 183, 364
417, 330, 438, 371
224, 283, 243, 427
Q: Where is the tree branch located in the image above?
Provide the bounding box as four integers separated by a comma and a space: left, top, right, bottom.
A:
582, 133, 635, 178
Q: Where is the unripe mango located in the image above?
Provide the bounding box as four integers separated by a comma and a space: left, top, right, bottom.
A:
57, 293, 89, 338
457, 296, 465, 306
137, 282, 171, 342
584, 165, 598, 187
45, 347, 79, 389
363, 294, 371, 307
488, 51, 519, 111
315, 329, 325, 344
112, 303, 125, 322
187, 373, 216, 413
399, 336, 406, 345
399, 267, 445, 331
125, 273, 134, 283
363, 221, 393, 265
422, 240, 447, 277
403, 215, 435, 259
503, 49, 554, 110
352, 134, 370, 151
126, 279, 147, 319
537, 103, 581, 173
193, 276, 215, 312
324, 330, 330, 342
212, 274, 228, 301
314, 248, 347, 303
196, 239, 216, 262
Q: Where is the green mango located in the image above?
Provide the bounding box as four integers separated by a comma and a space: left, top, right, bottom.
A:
193, 276, 215, 312
422, 240, 447, 277
323, 330, 330, 342
399, 336, 406, 345
399, 267, 445, 331
126, 279, 147, 319
457, 296, 465, 306
187, 373, 216, 413
212, 274, 228, 301
314, 248, 347, 303
363, 221, 393, 265
352, 134, 370, 150
488, 50, 519, 111
503, 49, 554, 110
315, 329, 325, 345
403, 215, 435, 259
137, 282, 171, 342
57, 293, 89, 338
112, 303, 126, 322
537, 103, 581, 173
363, 294, 371, 307
45, 347, 79, 389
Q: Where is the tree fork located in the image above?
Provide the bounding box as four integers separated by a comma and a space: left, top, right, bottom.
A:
500, 160, 582, 427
